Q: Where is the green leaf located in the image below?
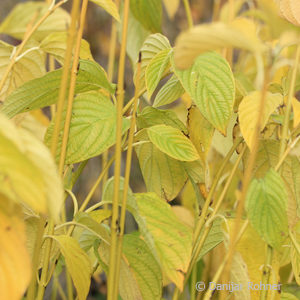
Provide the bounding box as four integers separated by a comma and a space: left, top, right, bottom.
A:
40, 32, 94, 65
130, 0, 162, 33
137, 33, 171, 92
145, 48, 172, 98
0, 40, 45, 99
187, 105, 215, 164
137, 106, 187, 133
173, 51, 235, 134
246, 169, 289, 249
135, 193, 192, 291
0, 1, 70, 40
153, 75, 185, 108
147, 124, 199, 161
45, 91, 130, 164
281, 293, 299, 300
122, 233, 162, 300
135, 130, 188, 201
52, 235, 92, 300
89, 0, 120, 21
238, 91, 283, 150
2, 59, 115, 118
0, 113, 63, 220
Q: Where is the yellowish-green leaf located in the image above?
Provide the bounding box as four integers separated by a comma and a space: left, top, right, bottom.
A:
174, 21, 264, 69
0, 114, 63, 220
291, 242, 300, 285
45, 91, 130, 164
0, 1, 70, 40
187, 105, 214, 164
0, 40, 45, 100
137, 106, 187, 133
136, 33, 171, 92
239, 91, 283, 150
122, 233, 162, 300
145, 48, 172, 98
281, 293, 299, 300
130, 0, 162, 33
163, 0, 180, 19
135, 130, 188, 201
173, 51, 235, 134
278, 0, 300, 26
292, 96, 300, 128
219, 0, 246, 22
0, 196, 31, 300
40, 32, 94, 65
89, 0, 120, 21
230, 252, 251, 300
153, 75, 185, 108
147, 124, 199, 161
2, 59, 115, 118
52, 235, 92, 300
135, 193, 192, 291
246, 169, 289, 249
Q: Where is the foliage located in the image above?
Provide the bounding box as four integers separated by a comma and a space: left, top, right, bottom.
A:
1, 0, 300, 300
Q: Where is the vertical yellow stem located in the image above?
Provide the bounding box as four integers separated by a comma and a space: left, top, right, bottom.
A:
113, 54, 142, 299
107, 0, 130, 299
183, 0, 193, 29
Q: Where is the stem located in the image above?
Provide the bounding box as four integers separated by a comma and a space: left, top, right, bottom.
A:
259, 246, 273, 300
222, 68, 270, 291
0, 0, 66, 93
182, 0, 193, 29
59, 0, 89, 173
108, 0, 130, 297
190, 266, 197, 300
36, 1, 81, 299
66, 270, 73, 300
279, 44, 300, 159
113, 53, 142, 295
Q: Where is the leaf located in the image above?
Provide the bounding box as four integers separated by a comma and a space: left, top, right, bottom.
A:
246, 169, 289, 249
153, 75, 185, 108
40, 32, 94, 65
246, 140, 300, 226
130, 0, 162, 33
281, 293, 299, 300
187, 105, 215, 164
0, 114, 64, 220
279, 0, 300, 26
291, 242, 300, 285
173, 52, 235, 134
137, 33, 171, 92
292, 96, 300, 128
145, 48, 172, 98
147, 124, 199, 161
135, 130, 188, 201
135, 193, 192, 291
122, 233, 162, 300
0, 196, 31, 300
0, 40, 45, 99
137, 106, 187, 133
163, 0, 180, 19
174, 21, 265, 69
230, 252, 251, 300
52, 235, 92, 300
2, 59, 115, 118
0, 1, 70, 40
89, 0, 120, 21
238, 91, 283, 150
45, 91, 130, 164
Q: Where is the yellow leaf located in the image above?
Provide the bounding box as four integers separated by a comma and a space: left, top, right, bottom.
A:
0, 196, 31, 300
279, 0, 300, 26
292, 97, 300, 128
174, 21, 265, 69
89, 0, 120, 21
238, 91, 282, 150
162, 0, 180, 19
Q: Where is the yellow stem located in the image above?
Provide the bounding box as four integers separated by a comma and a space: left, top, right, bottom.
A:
0, 0, 66, 94
58, 0, 89, 173
108, 0, 130, 298
279, 44, 300, 159
113, 53, 142, 293
182, 0, 193, 29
